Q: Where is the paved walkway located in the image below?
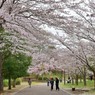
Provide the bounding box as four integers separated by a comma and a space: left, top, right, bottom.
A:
14, 83, 71, 95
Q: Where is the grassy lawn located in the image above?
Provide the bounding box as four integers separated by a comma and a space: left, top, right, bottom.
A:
60, 80, 94, 88
60, 80, 95, 95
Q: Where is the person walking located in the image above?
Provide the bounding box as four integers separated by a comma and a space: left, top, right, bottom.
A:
55, 77, 60, 90
50, 78, 54, 90
47, 78, 50, 86
28, 78, 32, 88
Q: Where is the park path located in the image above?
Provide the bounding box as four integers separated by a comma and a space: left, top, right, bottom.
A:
14, 83, 71, 95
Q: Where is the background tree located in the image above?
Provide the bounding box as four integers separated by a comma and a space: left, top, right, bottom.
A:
3, 52, 32, 89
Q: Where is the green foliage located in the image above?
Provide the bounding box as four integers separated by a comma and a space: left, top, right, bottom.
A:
43, 77, 48, 80
3, 79, 8, 87
16, 78, 22, 85
31, 71, 62, 81
52, 70, 63, 79
37, 76, 47, 81
3, 52, 32, 79
38, 76, 42, 80
0, 27, 4, 33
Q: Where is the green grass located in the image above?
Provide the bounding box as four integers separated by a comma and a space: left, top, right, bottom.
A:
60, 80, 94, 89
32, 81, 42, 85
60, 80, 95, 95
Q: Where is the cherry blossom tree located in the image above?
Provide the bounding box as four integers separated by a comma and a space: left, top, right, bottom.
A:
1, 0, 95, 91
44, 0, 95, 88
0, 0, 55, 91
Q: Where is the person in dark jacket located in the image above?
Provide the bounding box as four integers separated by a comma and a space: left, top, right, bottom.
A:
55, 77, 60, 90
28, 78, 32, 88
50, 78, 54, 90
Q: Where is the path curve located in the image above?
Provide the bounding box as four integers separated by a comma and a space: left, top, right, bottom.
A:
14, 83, 71, 95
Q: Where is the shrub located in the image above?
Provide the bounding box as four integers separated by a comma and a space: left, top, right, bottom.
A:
38, 76, 42, 80
3, 79, 8, 87
43, 77, 47, 80
16, 78, 22, 85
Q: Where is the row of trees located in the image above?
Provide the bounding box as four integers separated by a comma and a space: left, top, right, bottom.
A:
0, 0, 53, 91
0, 26, 32, 91
30, 0, 95, 89
0, 0, 95, 91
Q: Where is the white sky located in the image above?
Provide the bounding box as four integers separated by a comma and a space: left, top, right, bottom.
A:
41, 24, 67, 37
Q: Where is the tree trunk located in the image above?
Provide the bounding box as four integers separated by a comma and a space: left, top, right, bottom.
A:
0, 24, 5, 92
63, 70, 66, 85
80, 77, 82, 83
60, 71, 63, 82
8, 75, 11, 90
72, 76, 74, 85
75, 74, 78, 85
83, 66, 86, 86
0, 53, 3, 92
93, 71, 95, 89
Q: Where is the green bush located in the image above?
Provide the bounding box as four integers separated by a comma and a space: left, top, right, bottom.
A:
38, 76, 42, 80
16, 78, 22, 85
3, 79, 8, 87
43, 77, 47, 80
37, 76, 47, 81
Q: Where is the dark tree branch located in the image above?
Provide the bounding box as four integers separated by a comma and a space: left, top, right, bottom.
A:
0, 0, 6, 9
